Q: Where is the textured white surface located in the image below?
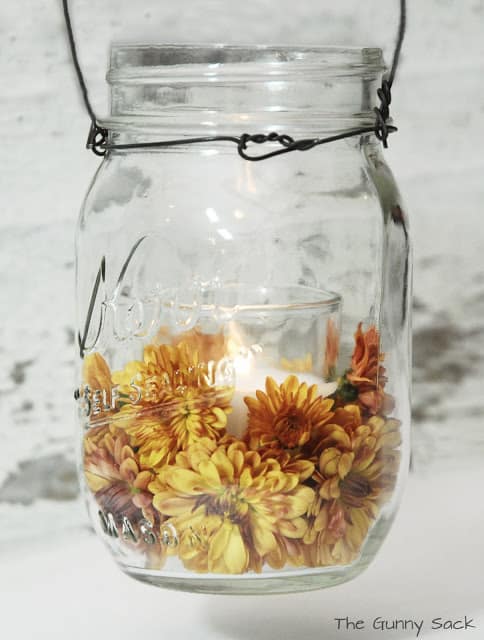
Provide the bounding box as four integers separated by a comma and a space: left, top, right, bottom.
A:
2, 464, 483, 639
0, 0, 483, 636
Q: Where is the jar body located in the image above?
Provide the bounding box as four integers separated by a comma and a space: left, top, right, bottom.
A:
76, 46, 411, 594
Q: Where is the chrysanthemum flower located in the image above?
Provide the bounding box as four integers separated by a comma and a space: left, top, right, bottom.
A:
304, 415, 401, 566
280, 353, 313, 373
266, 450, 315, 482
306, 404, 363, 459
111, 342, 233, 467
331, 404, 362, 432
112, 342, 210, 404
245, 375, 334, 457
83, 352, 112, 391
84, 425, 167, 568
335, 324, 394, 417
84, 425, 156, 524
80, 352, 116, 422
172, 327, 227, 363
149, 438, 314, 574
349, 323, 381, 382
155, 326, 227, 363
122, 389, 231, 469
323, 318, 340, 379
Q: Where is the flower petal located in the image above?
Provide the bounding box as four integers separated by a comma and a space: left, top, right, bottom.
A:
224, 525, 249, 574
252, 519, 277, 555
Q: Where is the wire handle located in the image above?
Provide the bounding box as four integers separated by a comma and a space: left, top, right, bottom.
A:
62, 0, 406, 159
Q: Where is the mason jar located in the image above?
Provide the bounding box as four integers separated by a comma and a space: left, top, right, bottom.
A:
76, 44, 411, 594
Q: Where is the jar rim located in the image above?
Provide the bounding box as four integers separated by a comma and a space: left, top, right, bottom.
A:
196, 284, 342, 313
105, 43, 385, 143
108, 43, 385, 83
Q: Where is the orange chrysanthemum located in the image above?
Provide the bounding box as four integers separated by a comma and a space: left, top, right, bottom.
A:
149, 438, 314, 574
336, 324, 394, 417
349, 323, 381, 382
245, 375, 334, 456
323, 318, 340, 379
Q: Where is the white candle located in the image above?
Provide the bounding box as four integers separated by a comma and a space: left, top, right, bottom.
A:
225, 352, 338, 439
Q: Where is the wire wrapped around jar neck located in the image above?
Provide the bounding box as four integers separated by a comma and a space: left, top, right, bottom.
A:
105, 44, 385, 152
62, 0, 406, 160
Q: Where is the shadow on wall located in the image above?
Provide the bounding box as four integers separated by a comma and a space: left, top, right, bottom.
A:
412, 298, 484, 425
0, 454, 79, 505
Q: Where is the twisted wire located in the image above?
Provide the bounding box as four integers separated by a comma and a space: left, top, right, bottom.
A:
62, 0, 406, 159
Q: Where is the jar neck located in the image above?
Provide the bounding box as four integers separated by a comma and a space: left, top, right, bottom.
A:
103, 45, 385, 144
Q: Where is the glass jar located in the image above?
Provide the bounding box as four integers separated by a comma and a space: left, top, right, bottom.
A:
76, 44, 411, 594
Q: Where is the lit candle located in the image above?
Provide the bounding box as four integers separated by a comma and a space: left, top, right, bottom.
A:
225, 352, 338, 438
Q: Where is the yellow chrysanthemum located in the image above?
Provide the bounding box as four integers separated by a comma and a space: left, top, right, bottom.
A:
149, 438, 314, 574
83, 352, 112, 392
122, 390, 231, 469
111, 342, 233, 467
280, 353, 313, 373
307, 404, 362, 458
331, 404, 362, 432
112, 342, 211, 404
245, 375, 334, 454
304, 415, 401, 566
171, 327, 227, 363
80, 352, 116, 423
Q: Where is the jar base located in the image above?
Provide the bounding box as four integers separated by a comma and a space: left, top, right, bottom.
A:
118, 513, 398, 594
122, 562, 369, 595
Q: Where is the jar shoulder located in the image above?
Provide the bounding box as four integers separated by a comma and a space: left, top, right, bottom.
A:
78, 142, 406, 233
